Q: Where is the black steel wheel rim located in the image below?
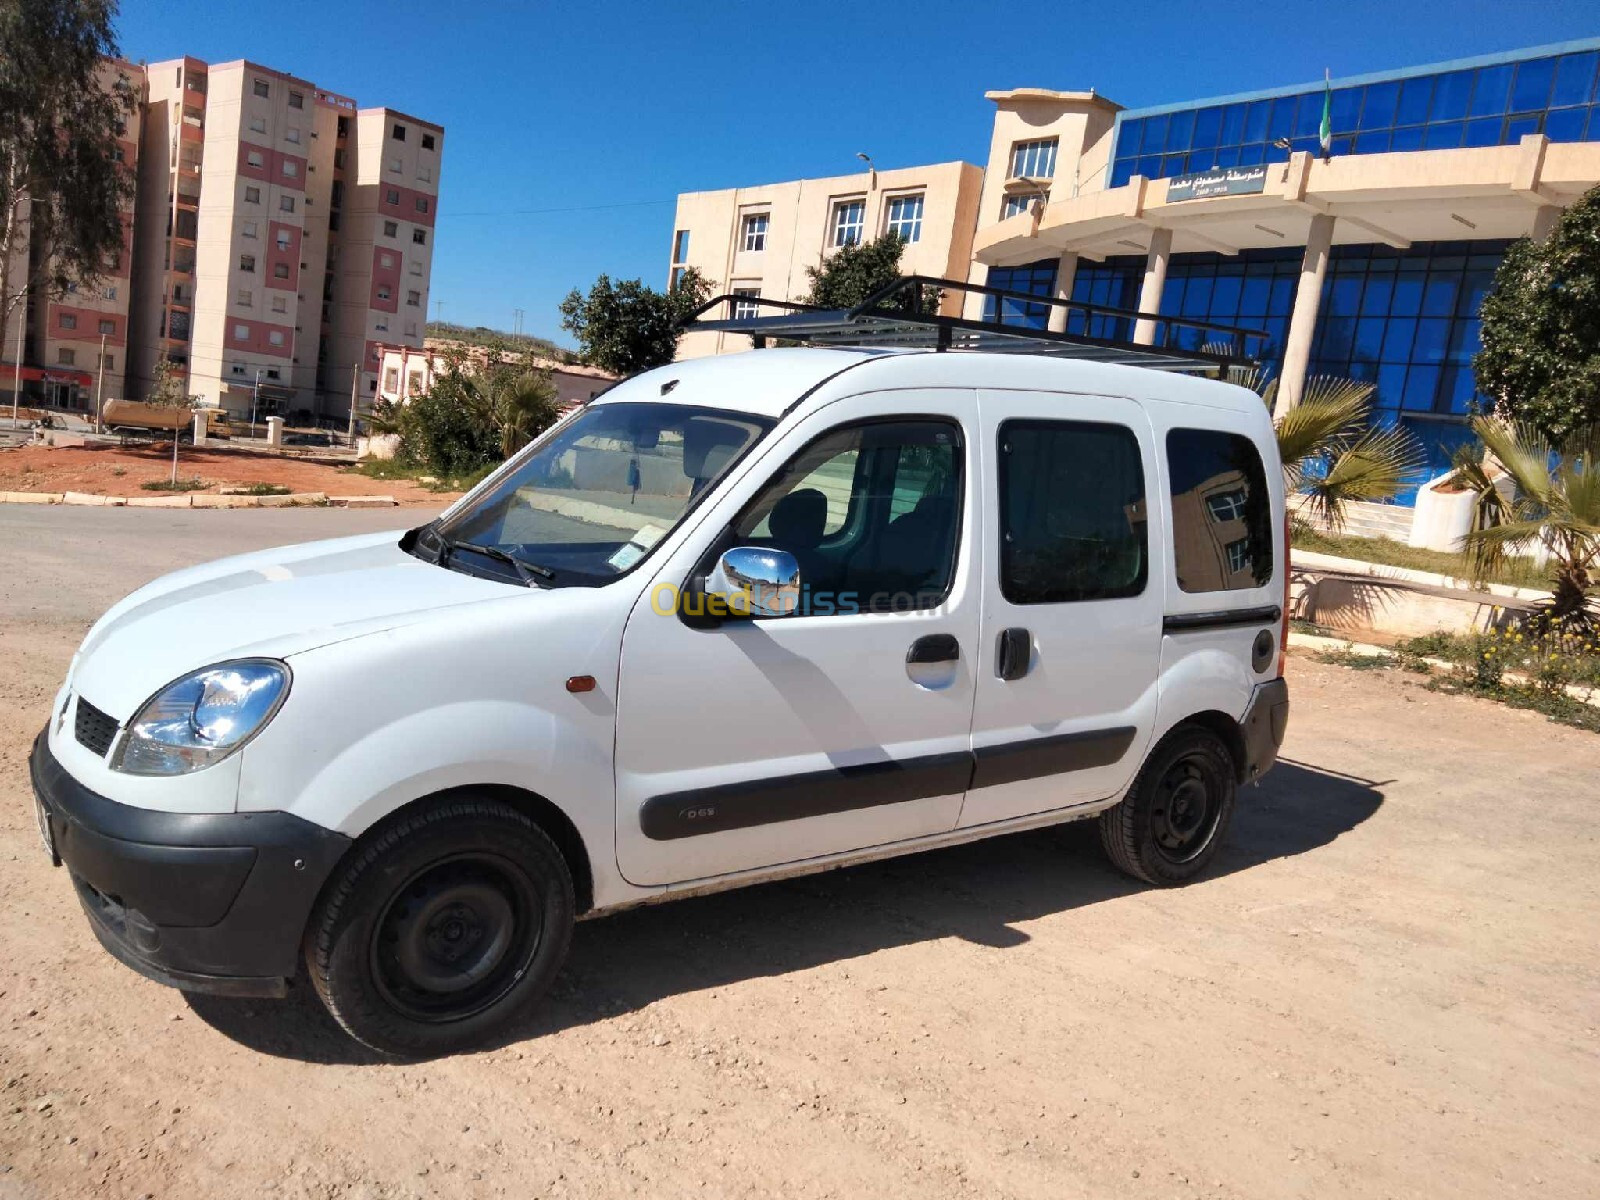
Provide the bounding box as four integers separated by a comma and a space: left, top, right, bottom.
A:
1149, 753, 1223, 864
371, 852, 544, 1023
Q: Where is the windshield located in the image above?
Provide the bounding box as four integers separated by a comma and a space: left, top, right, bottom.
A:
423, 402, 771, 585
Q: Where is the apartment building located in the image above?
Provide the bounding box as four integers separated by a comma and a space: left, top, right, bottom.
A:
375, 341, 614, 411
115, 56, 442, 420
671, 161, 984, 359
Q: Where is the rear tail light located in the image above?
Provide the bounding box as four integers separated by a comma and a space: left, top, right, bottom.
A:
1278, 506, 1291, 678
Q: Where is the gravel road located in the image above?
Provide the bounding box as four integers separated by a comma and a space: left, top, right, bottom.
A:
1, 507, 1597, 1199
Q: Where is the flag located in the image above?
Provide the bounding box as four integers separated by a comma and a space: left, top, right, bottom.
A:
1319, 69, 1333, 159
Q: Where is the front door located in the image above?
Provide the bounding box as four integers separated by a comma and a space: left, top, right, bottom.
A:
614, 390, 982, 887
959, 389, 1164, 828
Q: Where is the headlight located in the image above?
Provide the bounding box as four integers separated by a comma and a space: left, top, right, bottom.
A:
112, 660, 290, 776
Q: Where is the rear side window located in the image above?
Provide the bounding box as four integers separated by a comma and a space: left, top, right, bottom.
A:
1166, 427, 1275, 592
998, 419, 1147, 604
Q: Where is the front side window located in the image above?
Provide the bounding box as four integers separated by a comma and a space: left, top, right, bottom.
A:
1009, 137, 1058, 180
832, 199, 865, 247
886, 194, 924, 243
426, 403, 771, 586
731, 419, 962, 614
1167, 427, 1274, 591
999, 419, 1147, 604
741, 213, 768, 252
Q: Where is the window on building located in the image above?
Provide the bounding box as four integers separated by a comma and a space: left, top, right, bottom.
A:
669, 266, 686, 291
245, 185, 261, 204
237, 288, 253, 307
246, 150, 265, 168
240, 254, 256, 272
103, 285, 117, 300
234, 324, 250, 341
386, 188, 400, 205
421, 132, 435, 150
98, 319, 115, 335
831, 199, 866, 247
1000, 192, 1041, 221
1009, 137, 1058, 180
418, 165, 431, 183
409, 261, 423, 276
249, 117, 267, 134
268, 330, 285, 346
387, 156, 402, 174
730, 288, 761, 320
57, 348, 75, 365
337, 115, 349, 138
885, 194, 924, 243
383, 220, 398, 237
274, 263, 290, 279
266, 368, 280, 380
383, 366, 400, 392
998, 419, 1147, 604
271, 296, 287, 313
406, 290, 421, 306
375, 318, 389, 332
101, 353, 114, 370
285, 127, 301, 144
276, 229, 292, 251
414, 197, 430, 214
253, 78, 269, 98
231, 364, 246, 376
393, 123, 406, 141
380, 252, 395, 269
377, 286, 392, 301
672, 229, 690, 262
733, 419, 963, 614
1167, 427, 1274, 591
280, 195, 295, 212
282, 159, 298, 178
242, 220, 258, 239
741, 213, 769, 252
412, 228, 426, 245
405, 321, 418, 337
408, 369, 425, 393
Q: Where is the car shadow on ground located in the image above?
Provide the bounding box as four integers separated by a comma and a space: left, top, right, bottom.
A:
185, 759, 1385, 1065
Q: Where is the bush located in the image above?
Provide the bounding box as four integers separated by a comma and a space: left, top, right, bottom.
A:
386, 346, 561, 477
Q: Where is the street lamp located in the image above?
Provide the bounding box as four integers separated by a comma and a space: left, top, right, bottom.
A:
1015, 176, 1052, 219
856, 151, 877, 191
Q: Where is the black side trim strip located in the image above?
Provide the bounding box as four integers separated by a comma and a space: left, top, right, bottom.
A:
970, 727, 1136, 790
1163, 605, 1282, 634
641, 751, 974, 841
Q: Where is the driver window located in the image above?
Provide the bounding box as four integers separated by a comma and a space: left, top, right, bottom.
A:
733, 419, 962, 615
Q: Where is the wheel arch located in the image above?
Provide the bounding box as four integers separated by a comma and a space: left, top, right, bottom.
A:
1174, 709, 1249, 783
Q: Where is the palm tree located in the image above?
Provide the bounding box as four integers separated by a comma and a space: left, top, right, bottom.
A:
1457, 417, 1600, 627
467, 366, 561, 459
1236, 370, 1424, 530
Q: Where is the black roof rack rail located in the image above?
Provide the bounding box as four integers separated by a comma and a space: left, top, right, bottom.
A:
680, 274, 1269, 375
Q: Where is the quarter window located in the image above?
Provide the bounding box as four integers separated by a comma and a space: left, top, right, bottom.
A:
998, 419, 1147, 604
885, 194, 924, 243
741, 213, 768, 252
831, 199, 865, 247
733, 419, 963, 614
1166, 427, 1275, 591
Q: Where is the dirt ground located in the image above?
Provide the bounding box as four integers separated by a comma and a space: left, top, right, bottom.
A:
0, 443, 461, 506
1, 509, 1598, 1200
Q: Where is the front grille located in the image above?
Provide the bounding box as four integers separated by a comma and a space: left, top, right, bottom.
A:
74, 697, 120, 757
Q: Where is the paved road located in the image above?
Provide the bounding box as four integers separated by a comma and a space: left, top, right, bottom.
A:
1, 506, 1598, 1199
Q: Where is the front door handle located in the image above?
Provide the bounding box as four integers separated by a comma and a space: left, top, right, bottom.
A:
996, 627, 1032, 680
906, 633, 960, 665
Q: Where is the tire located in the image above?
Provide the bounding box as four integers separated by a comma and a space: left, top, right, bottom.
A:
1098, 724, 1237, 886
305, 796, 575, 1057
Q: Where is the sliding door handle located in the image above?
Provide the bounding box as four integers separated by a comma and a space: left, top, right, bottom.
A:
907, 633, 960, 665
996, 627, 1032, 680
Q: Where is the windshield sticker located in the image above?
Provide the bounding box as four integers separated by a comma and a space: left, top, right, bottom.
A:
608, 543, 646, 571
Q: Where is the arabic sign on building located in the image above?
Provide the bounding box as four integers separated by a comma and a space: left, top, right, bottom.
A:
1165, 165, 1270, 202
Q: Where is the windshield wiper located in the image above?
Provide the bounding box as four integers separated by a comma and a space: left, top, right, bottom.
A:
440, 539, 555, 587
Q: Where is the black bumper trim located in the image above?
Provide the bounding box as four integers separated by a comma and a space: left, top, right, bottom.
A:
1240, 678, 1290, 780
30, 729, 351, 993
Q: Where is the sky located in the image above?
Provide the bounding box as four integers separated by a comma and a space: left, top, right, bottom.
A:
114, 0, 1599, 347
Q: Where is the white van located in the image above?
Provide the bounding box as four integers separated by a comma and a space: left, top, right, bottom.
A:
30, 346, 1289, 1055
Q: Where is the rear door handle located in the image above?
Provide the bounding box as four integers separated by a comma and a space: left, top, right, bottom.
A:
996, 627, 1032, 680
907, 633, 961, 665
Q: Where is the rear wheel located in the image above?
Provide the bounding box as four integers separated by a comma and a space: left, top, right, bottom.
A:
306, 796, 574, 1057
1098, 725, 1237, 886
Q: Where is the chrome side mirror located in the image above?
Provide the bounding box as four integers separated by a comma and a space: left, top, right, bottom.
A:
707, 546, 800, 618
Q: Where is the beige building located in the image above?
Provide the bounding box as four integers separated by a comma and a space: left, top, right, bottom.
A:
375, 341, 615, 411
117, 56, 444, 420
670, 161, 984, 359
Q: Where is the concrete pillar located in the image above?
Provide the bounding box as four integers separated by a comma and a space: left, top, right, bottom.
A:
1276, 212, 1336, 419
191, 411, 207, 447
265, 415, 284, 448
1046, 251, 1080, 333
1132, 228, 1172, 346
1531, 204, 1560, 242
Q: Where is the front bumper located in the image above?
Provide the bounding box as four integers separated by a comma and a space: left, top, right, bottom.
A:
1240, 678, 1290, 781
29, 729, 350, 997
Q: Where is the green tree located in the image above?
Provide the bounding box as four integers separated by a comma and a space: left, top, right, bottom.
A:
0, 0, 136, 331
1240, 370, 1424, 530
1473, 185, 1600, 441
801, 232, 939, 312
144, 356, 189, 407
1457, 417, 1600, 627
558, 269, 709, 377
395, 345, 561, 475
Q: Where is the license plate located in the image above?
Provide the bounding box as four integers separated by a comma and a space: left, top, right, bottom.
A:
34, 793, 57, 865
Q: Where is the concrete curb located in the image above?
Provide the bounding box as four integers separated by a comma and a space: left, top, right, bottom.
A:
0, 490, 394, 508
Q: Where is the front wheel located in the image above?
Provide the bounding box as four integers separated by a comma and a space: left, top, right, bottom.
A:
306, 796, 575, 1057
1098, 725, 1237, 886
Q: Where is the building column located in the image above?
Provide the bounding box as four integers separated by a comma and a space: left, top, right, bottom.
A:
1531, 204, 1561, 242
1045, 251, 1080, 333
1132, 228, 1172, 345
1276, 212, 1336, 419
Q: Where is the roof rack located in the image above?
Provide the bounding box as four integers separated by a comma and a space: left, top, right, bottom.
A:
681, 275, 1269, 375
